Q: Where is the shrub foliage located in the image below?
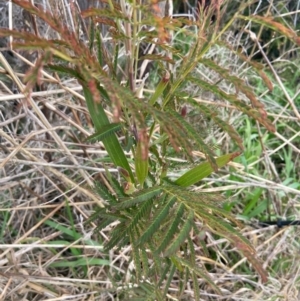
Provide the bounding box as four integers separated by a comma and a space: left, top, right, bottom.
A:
1, 0, 299, 299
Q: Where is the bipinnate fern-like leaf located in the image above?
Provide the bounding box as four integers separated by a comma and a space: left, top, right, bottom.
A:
164, 185, 239, 225
94, 182, 118, 205
217, 40, 274, 93
239, 15, 300, 46
231, 233, 269, 284
164, 209, 194, 256
140, 247, 150, 278
104, 223, 129, 251
186, 237, 201, 301
201, 58, 264, 110
176, 257, 221, 294
126, 198, 154, 234
91, 179, 268, 288
187, 99, 244, 150
187, 76, 276, 133
149, 241, 166, 277
156, 203, 185, 254
168, 111, 218, 170
81, 6, 131, 22
110, 176, 128, 198
91, 212, 121, 232
116, 187, 162, 209
136, 196, 176, 247
192, 270, 201, 301
148, 108, 195, 159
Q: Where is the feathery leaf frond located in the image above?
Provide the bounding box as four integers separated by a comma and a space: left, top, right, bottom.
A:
156, 203, 185, 254
164, 209, 194, 256
136, 196, 176, 247
117, 187, 162, 209
177, 257, 221, 294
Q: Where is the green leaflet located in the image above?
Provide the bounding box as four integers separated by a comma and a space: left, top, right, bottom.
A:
163, 263, 176, 297
192, 271, 200, 301
96, 30, 103, 66
174, 152, 241, 187
131, 233, 142, 279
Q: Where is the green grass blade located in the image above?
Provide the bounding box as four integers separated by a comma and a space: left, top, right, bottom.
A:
148, 76, 169, 106
174, 152, 241, 187
49, 257, 110, 268
83, 86, 134, 181
43, 220, 101, 247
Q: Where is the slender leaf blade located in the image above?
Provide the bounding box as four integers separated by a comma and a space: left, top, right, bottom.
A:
83, 86, 134, 181
175, 152, 241, 187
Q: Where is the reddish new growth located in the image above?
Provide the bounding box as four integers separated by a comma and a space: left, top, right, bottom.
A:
138, 128, 149, 161
181, 106, 187, 117
162, 70, 170, 83
88, 79, 101, 104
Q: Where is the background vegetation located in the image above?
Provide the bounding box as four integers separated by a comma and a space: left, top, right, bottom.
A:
0, 0, 299, 300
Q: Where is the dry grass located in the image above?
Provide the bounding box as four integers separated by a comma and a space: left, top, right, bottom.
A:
0, 0, 299, 300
